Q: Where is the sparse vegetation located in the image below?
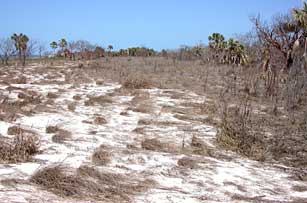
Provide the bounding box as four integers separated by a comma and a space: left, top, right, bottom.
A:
31, 165, 154, 202
0, 133, 39, 163
52, 130, 72, 143
1, 1, 307, 202
92, 145, 111, 165
141, 138, 165, 152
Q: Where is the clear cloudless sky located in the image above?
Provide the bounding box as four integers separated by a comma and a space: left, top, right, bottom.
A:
0, 0, 303, 50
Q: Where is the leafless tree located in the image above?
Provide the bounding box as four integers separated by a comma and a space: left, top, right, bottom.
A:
251, 14, 302, 70
26, 39, 39, 57
38, 43, 46, 58
0, 38, 15, 65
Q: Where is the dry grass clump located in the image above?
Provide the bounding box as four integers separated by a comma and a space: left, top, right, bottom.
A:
120, 111, 129, 116
72, 94, 82, 100
131, 102, 155, 114
47, 92, 59, 99
217, 100, 268, 161
122, 76, 152, 89
96, 80, 104, 85
191, 135, 205, 148
270, 126, 307, 167
84, 95, 113, 106
46, 125, 59, 134
92, 145, 111, 165
129, 91, 153, 114
52, 130, 72, 143
31, 166, 89, 198
94, 116, 107, 125
10, 76, 27, 84
292, 185, 307, 192
189, 135, 213, 156
31, 165, 154, 202
177, 157, 197, 169
141, 138, 165, 152
67, 103, 76, 112
133, 127, 145, 134
0, 111, 19, 122
0, 178, 26, 187
0, 133, 40, 163
7, 126, 25, 135
137, 119, 153, 126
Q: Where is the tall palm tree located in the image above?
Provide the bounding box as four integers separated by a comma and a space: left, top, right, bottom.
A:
59, 39, 67, 51
293, 1, 307, 58
11, 33, 29, 66
50, 41, 58, 55
293, 2, 307, 28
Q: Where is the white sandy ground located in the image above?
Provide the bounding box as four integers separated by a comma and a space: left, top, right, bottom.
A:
0, 64, 306, 202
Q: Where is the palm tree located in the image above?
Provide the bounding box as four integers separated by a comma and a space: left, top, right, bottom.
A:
293, 1, 307, 59
208, 33, 228, 63
50, 41, 58, 55
11, 33, 29, 66
59, 38, 67, 51
227, 38, 247, 65
107, 45, 113, 56
208, 33, 227, 51
293, 2, 307, 28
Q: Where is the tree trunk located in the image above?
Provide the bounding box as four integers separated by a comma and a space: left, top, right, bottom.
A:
18, 49, 22, 66
22, 53, 26, 66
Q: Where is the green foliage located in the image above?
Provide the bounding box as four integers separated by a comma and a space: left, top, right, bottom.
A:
107, 45, 113, 51
208, 33, 227, 51
208, 33, 247, 65
293, 1, 307, 28
50, 41, 58, 52
94, 46, 105, 57
11, 33, 29, 52
11, 33, 29, 66
127, 47, 156, 57
58, 39, 67, 50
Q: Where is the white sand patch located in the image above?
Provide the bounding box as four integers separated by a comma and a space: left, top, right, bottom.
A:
0, 67, 306, 203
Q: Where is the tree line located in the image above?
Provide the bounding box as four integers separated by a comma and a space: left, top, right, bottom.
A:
1, 1, 307, 69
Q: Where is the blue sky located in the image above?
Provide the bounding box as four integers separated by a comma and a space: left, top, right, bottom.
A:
0, 0, 302, 50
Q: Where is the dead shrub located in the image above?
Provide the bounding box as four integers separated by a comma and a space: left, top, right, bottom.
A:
292, 185, 307, 192
31, 166, 89, 198
189, 135, 212, 156
122, 77, 152, 89
120, 111, 129, 116
31, 165, 153, 202
94, 116, 107, 125
270, 126, 307, 167
191, 135, 205, 148
132, 102, 155, 114
133, 127, 145, 134
73, 94, 82, 100
177, 157, 197, 169
0, 133, 40, 163
126, 144, 138, 150
46, 125, 59, 134
52, 130, 72, 143
47, 92, 58, 99
7, 126, 25, 135
92, 145, 111, 165
14, 76, 27, 84
96, 80, 104, 85
137, 119, 152, 125
141, 138, 164, 151
85, 95, 113, 106
67, 103, 76, 112
0, 178, 26, 187
217, 97, 268, 161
